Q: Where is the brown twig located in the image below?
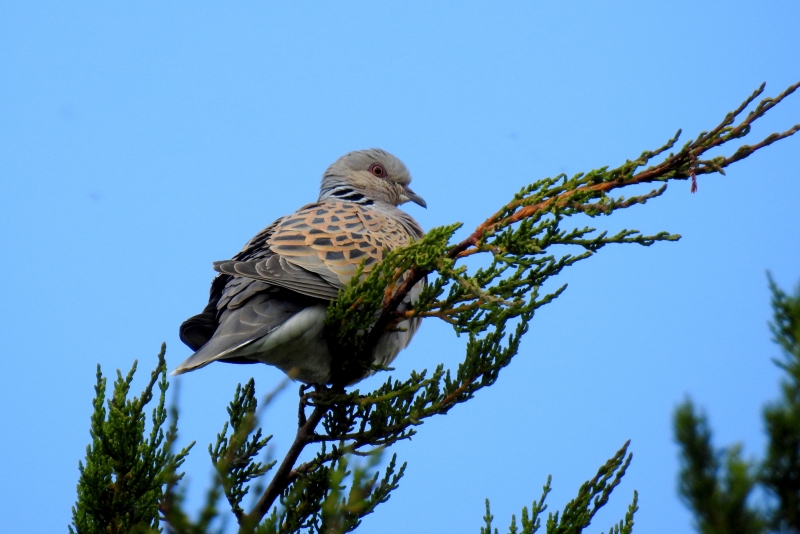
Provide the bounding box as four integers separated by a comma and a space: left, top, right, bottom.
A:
365, 81, 800, 351
240, 402, 326, 532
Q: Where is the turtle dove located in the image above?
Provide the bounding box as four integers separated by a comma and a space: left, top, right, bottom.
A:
173, 149, 426, 385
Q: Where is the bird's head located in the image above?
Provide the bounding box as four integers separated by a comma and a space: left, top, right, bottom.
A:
319, 148, 426, 208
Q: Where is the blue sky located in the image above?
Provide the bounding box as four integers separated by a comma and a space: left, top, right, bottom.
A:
2, 2, 799, 532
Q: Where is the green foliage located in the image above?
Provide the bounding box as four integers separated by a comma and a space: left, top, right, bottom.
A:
70, 344, 193, 534
674, 400, 765, 534
325, 222, 463, 385
674, 276, 800, 534
210, 379, 275, 521
762, 276, 800, 531
256, 451, 404, 534
480, 442, 638, 534
546, 442, 635, 534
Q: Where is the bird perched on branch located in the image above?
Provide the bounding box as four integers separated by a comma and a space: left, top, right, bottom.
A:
173, 149, 426, 385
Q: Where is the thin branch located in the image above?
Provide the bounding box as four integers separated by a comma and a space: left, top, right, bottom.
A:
240, 401, 326, 531
365, 81, 800, 349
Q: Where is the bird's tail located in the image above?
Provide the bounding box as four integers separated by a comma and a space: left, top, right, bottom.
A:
170, 337, 258, 376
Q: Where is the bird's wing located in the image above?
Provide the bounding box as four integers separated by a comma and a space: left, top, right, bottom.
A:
179, 216, 287, 351
213, 201, 414, 299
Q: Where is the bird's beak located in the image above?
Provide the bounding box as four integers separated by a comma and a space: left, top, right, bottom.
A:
400, 185, 427, 208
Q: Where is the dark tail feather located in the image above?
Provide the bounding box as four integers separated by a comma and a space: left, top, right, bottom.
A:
179, 302, 218, 351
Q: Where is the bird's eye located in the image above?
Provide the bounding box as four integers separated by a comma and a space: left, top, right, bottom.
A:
369, 163, 386, 177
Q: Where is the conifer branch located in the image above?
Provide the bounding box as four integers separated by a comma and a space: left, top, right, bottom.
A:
481, 442, 638, 534
372, 81, 800, 343
673, 275, 800, 534
71, 344, 193, 534
210, 379, 276, 522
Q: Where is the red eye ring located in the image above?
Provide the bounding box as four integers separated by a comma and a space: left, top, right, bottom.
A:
369, 163, 386, 177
